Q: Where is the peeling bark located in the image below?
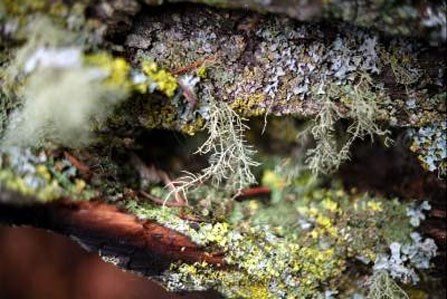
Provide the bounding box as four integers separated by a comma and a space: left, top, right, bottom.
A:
92, 0, 447, 44
0, 191, 224, 279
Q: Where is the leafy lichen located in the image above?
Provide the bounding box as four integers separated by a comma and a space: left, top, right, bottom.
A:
409, 121, 447, 177
0, 147, 95, 202
123, 168, 434, 298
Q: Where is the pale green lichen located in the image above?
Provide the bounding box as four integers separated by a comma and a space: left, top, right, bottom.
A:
367, 271, 409, 299
409, 121, 447, 177
2, 62, 129, 147
123, 169, 432, 298
0, 147, 95, 202
305, 74, 391, 175
1, 18, 134, 148
169, 98, 259, 197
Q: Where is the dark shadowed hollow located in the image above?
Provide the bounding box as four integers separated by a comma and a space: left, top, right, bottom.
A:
0, 226, 218, 299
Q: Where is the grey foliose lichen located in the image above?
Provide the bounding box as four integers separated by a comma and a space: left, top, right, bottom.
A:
373, 232, 437, 284
409, 121, 447, 176
0, 147, 91, 202
373, 201, 437, 285
123, 6, 444, 174
147, 0, 447, 44
126, 7, 445, 127
406, 201, 432, 227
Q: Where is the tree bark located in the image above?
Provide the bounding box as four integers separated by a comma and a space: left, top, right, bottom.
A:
95, 0, 447, 44
107, 4, 445, 133
0, 190, 224, 279
0, 1, 446, 297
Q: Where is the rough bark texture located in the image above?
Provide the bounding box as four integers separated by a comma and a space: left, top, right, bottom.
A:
0, 0, 446, 298
95, 0, 447, 44
0, 191, 225, 277
115, 4, 445, 129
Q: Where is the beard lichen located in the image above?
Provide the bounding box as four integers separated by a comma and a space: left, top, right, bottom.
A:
0, 2, 444, 299
305, 73, 392, 175
367, 271, 409, 299
168, 97, 260, 198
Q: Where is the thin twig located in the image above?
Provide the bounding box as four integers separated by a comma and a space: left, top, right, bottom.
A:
139, 190, 187, 207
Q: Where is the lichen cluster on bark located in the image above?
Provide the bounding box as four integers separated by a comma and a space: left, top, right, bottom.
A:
0, 1, 446, 298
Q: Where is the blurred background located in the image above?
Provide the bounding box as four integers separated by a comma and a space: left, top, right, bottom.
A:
0, 226, 215, 299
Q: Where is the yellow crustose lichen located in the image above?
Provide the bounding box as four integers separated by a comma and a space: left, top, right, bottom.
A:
141, 61, 178, 97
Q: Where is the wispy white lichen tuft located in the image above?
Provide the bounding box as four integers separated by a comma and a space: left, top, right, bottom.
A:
170, 98, 259, 197
305, 74, 391, 175
1, 18, 130, 148
367, 271, 409, 299
2, 61, 127, 147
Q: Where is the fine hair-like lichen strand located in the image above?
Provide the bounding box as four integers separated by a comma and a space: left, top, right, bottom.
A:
367, 271, 409, 299
305, 73, 392, 175
169, 97, 259, 199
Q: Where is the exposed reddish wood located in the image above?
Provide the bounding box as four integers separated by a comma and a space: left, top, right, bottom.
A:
171, 54, 217, 75
0, 192, 225, 277
430, 209, 447, 219
234, 186, 272, 201
423, 227, 446, 245
60, 200, 223, 264
64, 151, 92, 176
178, 213, 203, 223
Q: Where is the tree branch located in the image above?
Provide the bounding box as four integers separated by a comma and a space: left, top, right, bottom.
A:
0, 190, 224, 279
